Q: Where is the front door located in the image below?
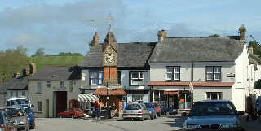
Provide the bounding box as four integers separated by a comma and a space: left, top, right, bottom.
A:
55, 91, 67, 116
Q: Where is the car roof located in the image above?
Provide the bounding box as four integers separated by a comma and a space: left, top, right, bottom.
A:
196, 99, 232, 103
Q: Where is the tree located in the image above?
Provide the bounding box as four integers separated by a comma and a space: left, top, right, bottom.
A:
16, 45, 28, 55
34, 48, 45, 56
249, 41, 261, 58
209, 34, 220, 37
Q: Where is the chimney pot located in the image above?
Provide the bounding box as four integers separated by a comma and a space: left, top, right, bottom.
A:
157, 29, 168, 42
239, 24, 246, 40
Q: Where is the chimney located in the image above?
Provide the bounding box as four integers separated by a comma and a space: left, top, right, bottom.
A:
157, 29, 167, 42
29, 63, 37, 74
104, 31, 117, 46
91, 32, 100, 46
22, 68, 30, 76
15, 72, 21, 79
239, 24, 246, 40
248, 45, 254, 54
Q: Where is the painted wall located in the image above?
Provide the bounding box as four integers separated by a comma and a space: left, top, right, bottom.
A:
28, 80, 81, 118
193, 87, 232, 102
150, 62, 235, 82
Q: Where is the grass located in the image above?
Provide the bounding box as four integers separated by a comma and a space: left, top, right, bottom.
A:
31, 55, 85, 71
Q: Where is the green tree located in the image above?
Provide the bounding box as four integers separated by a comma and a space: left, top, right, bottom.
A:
249, 41, 261, 58
34, 48, 45, 56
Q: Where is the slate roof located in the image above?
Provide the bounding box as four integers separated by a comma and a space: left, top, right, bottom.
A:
149, 37, 244, 63
30, 66, 81, 81
0, 76, 29, 91
81, 42, 156, 68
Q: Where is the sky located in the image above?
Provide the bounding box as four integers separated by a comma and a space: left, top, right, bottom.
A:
0, 0, 260, 55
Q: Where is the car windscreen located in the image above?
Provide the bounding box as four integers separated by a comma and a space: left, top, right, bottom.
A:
6, 108, 20, 117
125, 104, 141, 110
144, 103, 154, 108
191, 102, 236, 116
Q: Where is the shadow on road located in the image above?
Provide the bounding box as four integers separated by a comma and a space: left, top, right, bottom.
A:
162, 116, 186, 129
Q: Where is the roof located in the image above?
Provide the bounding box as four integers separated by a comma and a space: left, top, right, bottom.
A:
148, 81, 234, 87
94, 88, 126, 96
1, 76, 29, 90
149, 37, 244, 63
81, 42, 156, 68
30, 66, 81, 81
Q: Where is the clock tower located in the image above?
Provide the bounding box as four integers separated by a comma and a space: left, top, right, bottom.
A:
103, 31, 118, 86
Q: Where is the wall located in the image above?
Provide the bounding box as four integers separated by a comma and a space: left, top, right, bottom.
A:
193, 87, 232, 102
28, 80, 81, 118
150, 62, 235, 82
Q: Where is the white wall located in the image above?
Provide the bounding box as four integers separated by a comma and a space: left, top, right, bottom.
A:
150, 62, 235, 82
193, 87, 232, 102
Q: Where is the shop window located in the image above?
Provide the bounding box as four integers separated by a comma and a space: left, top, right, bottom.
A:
130, 71, 144, 86
37, 101, 42, 112
89, 71, 104, 85
206, 92, 222, 100
166, 66, 180, 81
132, 94, 144, 102
36, 82, 42, 94
46, 81, 51, 88
206, 66, 221, 81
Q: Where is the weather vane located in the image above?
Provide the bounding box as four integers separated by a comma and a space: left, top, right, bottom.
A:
108, 13, 114, 32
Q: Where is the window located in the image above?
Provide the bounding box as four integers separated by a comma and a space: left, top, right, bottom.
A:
206, 92, 222, 100
89, 71, 104, 85
130, 72, 144, 86
15, 91, 18, 97
69, 81, 73, 92
46, 81, 51, 88
132, 94, 144, 102
37, 101, 42, 112
206, 66, 221, 81
22, 91, 25, 96
166, 66, 180, 81
36, 82, 42, 94
60, 81, 64, 89
118, 71, 121, 85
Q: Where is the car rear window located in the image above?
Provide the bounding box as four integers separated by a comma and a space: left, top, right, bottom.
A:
125, 104, 141, 110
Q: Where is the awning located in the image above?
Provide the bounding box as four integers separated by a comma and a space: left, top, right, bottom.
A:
94, 88, 127, 96
164, 91, 179, 95
78, 94, 99, 102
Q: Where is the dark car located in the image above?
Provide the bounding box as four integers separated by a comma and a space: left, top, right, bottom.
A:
5, 106, 29, 131
0, 110, 17, 131
144, 102, 157, 120
183, 100, 244, 131
23, 107, 35, 129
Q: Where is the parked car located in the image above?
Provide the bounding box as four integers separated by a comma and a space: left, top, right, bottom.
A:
58, 108, 85, 118
144, 102, 157, 119
122, 103, 150, 121
23, 107, 35, 129
4, 106, 29, 131
183, 100, 244, 131
161, 106, 178, 116
153, 103, 161, 117
0, 110, 17, 131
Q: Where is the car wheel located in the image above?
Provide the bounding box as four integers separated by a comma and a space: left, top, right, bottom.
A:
150, 115, 154, 120
140, 117, 144, 121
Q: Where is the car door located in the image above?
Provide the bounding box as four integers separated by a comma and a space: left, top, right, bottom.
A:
141, 104, 150, 118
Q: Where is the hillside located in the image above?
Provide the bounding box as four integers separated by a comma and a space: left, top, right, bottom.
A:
31, 55, 85, 71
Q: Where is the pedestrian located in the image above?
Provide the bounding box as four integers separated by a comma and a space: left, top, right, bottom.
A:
94, 101, 100, 120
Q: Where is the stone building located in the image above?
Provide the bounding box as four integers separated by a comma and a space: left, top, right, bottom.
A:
28, 66, 81, 118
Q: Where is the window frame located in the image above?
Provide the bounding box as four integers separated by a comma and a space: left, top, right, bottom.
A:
206, 92, 222, 100
36, 82, 42, 94
205, 66, 222, 81
46, 81, 51, 88
37, 101, 42, 112
166, 66, 180, 81
89, 70, 104, 86
129, 71, 145, 86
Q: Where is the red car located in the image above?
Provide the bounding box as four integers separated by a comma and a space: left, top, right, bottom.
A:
153, 103, 161, 116
58, 108, 85, 118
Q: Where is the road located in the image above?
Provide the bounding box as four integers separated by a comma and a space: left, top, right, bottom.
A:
31, 116, 185, 131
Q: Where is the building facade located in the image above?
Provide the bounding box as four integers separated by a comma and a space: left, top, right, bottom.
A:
28, 66, 81, 118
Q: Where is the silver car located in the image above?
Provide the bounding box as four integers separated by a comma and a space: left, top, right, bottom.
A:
122, 103, 150, 121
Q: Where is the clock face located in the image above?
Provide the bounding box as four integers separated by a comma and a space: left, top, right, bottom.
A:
105, 52, 115, 63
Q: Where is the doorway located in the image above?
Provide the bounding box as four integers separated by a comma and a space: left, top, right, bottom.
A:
55, 91, 67, 116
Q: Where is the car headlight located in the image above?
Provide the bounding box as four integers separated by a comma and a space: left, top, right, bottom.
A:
186, 124, 201, 129
221, 124, 239, 129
